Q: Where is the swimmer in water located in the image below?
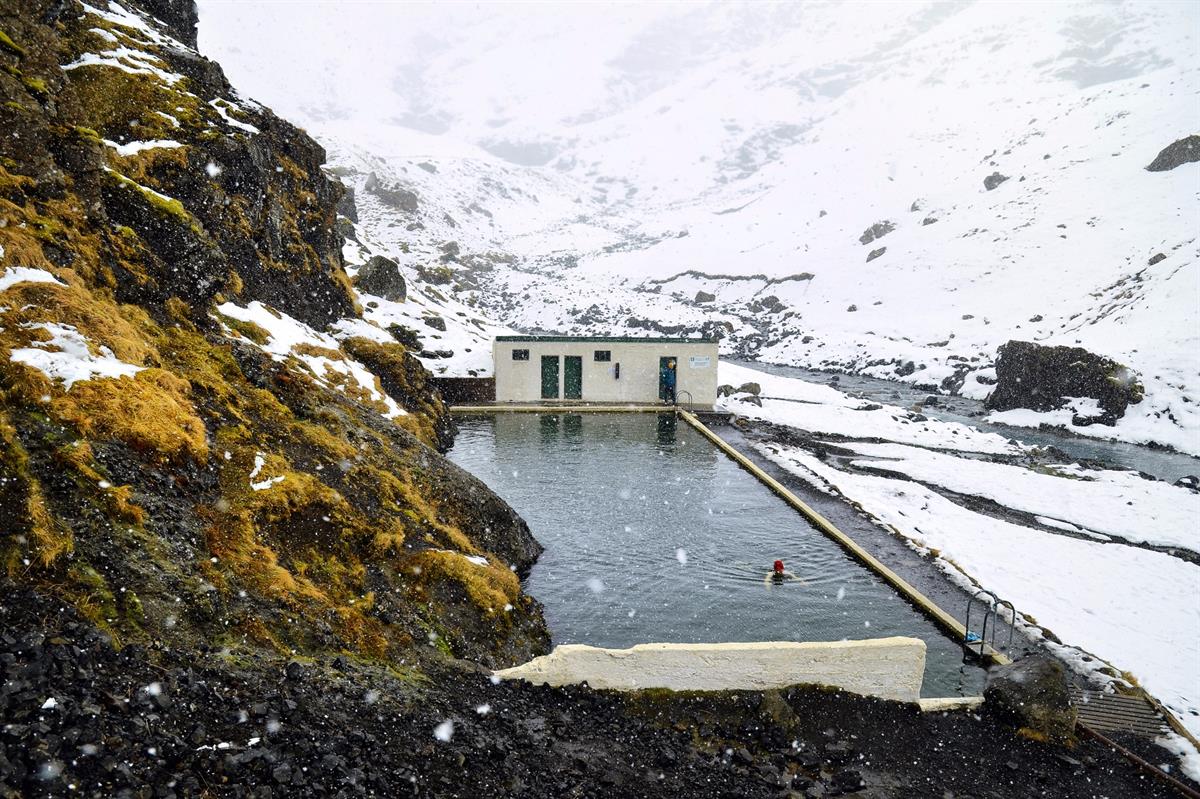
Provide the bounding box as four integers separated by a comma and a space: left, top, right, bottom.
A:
764, 559, 804, 586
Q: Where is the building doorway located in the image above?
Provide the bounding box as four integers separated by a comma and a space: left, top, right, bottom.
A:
564, 356, 583, 400
541, 355, 559, 399
658, 356, 678, 403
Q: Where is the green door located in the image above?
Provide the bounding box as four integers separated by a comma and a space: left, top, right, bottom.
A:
540, 355, 559, 399
564, 356, 583, 400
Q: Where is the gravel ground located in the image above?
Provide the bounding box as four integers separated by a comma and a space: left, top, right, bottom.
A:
1, 584, 1186, 798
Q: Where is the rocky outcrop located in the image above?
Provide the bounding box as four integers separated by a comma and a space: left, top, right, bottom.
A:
866, 246, 887, 262
985, 341, 1143, 426
0, 0, 549, 678
364, 171, 419, 212
859, 220, 895, 245
984, 655, 1077, 744
1145, 135, 1200, 172
355, 254, 406, 301
694, 290, 716, 303
983, 171, 1010, 190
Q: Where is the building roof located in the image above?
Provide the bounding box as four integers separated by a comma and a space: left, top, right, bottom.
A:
496, 335, 718, 344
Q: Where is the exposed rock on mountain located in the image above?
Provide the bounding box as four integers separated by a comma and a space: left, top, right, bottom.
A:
1145, 135, 1200, 172
859, 220, 895, 245
983, 171, 1010, 190
985, 341, 1143, 426
354, 254, 406, 301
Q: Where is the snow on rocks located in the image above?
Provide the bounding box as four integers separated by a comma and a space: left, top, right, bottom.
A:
9, 323, 143, 390
717, 362, 1022, 456
248, 453, 285, 492
215, 301, 408, 418
102, 138, 184, 157
0, 266, 65, 293
837, 441, 1200, 554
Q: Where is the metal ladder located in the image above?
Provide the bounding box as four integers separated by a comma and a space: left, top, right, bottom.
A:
962, 588, 1015, 662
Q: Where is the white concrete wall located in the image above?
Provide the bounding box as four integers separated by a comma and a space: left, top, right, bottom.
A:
494, 638, 927, 702
494, 339, 718, 407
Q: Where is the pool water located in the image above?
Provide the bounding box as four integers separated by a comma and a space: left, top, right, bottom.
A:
449, 413, 986, 697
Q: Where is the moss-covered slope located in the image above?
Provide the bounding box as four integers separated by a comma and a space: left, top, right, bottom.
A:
0, 0, 547, 670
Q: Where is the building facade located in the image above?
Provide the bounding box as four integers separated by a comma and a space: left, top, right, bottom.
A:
493, 336, 719, 408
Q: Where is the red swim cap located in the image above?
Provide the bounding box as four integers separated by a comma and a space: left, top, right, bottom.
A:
773, 560, 784, 572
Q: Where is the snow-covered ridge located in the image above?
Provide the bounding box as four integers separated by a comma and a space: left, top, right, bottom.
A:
198, 0, 1200, 452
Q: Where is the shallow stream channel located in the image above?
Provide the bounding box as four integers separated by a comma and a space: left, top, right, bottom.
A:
449, 412, 986, 697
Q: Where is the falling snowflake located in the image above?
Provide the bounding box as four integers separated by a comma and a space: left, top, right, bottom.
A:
475, 704, 491, 715
675, 548, 688, 565
586, 577, 604, 594
433, 720, 454, 742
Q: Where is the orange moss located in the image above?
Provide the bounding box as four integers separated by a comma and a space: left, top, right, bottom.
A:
0, 410, 68, 570
52, 369, 207, 463
407, 549, 520, 614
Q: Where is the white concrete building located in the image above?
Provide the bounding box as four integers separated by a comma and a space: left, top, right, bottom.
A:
493, 336, 718, 408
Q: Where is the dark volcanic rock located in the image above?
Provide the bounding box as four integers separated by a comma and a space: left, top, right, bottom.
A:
866, 247, 886, 263
985, 341, 1143, 425
364, 171, 420, 212
984, 655, 1078, 744
355, 255, 407, 301
983, 171, 1010, 190
1148, 252, 1167, 266
1145, 135, 1200, 172
858, 220, 895, 245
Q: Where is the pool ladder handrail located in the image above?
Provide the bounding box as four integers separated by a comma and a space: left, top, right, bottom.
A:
674, 390, 694, 407
963, 588, 1015, 663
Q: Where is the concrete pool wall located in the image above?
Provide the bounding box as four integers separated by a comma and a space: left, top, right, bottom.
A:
494, 638, 928, 702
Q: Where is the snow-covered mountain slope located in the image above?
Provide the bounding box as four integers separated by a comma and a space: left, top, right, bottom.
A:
199, 0, 1200, 453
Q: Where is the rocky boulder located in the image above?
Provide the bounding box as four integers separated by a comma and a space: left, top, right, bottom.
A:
363, 172, 420, 212
859, 220, 895, 245
695, 290, 716, 303
866, 247, 886, 263
355, 255, 407, 301
984, 172, 1010, 190
984, 655, 1077, 744
985, 341, 1143, 426
1145, 135, 1200, 172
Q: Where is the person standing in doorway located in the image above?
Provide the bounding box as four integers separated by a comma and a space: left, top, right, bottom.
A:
664, 359, 677, 404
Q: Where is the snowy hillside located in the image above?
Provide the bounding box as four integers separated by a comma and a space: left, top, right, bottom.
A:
199, 1, 1200, 452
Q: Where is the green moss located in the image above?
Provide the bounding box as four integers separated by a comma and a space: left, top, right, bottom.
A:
0, 29, 25, 57
72, 125, 102, 144
21, 75, 47, 99
120, 589, 145, 626
65, 563, 119, 626
104, 167, 203, 234
215, 312, 271, 345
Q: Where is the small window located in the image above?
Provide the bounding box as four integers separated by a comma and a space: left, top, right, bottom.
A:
593, 350, 611, 362
512, 349, 530, 361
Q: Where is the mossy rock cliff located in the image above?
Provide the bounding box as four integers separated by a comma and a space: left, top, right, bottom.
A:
0, 0, 547, 671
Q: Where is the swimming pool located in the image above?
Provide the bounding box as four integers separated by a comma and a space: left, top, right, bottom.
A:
449, 412, 986, 697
